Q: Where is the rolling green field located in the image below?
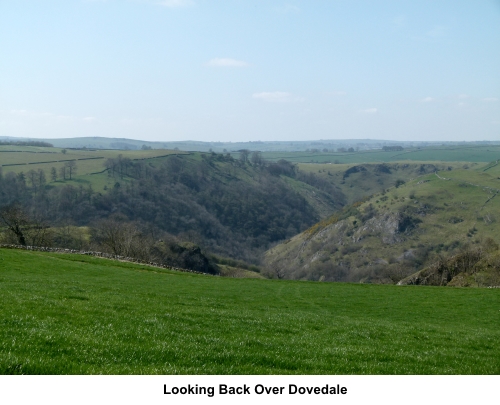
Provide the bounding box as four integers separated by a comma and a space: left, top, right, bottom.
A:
259, 145, 500, 164
0, 146, 187, 191
2, 144, 499, 195
295, 160, 470, 205
0, 146, 184, 174
0, 248, 498, 374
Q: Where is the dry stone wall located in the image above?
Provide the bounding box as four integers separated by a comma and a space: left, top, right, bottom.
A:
0, 244, 213, 276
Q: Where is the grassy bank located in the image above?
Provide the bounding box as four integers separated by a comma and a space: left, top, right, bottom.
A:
0, 248, 498, 374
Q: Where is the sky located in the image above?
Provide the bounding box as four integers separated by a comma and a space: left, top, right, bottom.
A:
0, 0, 499, 142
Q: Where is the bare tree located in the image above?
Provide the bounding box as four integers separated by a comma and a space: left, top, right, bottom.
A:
0, 204, 52, 247
50, 167, 57, 182
27, 169, 39, 194
59, 165, 67, 181
105, 158, 117, 177
65, 161, 77, 180
239, 149, 250, 163
26, 169, 46, 195
17, 172, 26, 185
36, 169, 47, 189
275, 267, 285, 279
118, 156, 132, 179
38, 169, 46, 189
250, 151, 262, 165
92, 219, 150, 259
0, 204, 30, 245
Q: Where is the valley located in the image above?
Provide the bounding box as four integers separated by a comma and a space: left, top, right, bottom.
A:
1, 140, 499, 286
1, 139, 499, 376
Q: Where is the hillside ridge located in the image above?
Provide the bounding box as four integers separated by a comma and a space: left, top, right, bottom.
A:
264, 162, 500, 284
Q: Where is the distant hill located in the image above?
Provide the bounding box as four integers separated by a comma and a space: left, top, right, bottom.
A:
1, 135, 499, 154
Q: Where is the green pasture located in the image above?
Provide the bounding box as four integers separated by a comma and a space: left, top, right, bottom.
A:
2, 145, 499, 194
295, 161, 470, 205
351, 167, 500, 253
480, 160, 500, 177
0, 248, 498, 374
0, 147, 184, 174
258, 145, 500, 164
0, 147, 186, 190
296, 159, 499, 208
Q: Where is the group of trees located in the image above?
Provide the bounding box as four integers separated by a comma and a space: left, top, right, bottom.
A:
2, 162, 78, 197
382, 146, 404, 151
237, 150, 264, 165
0, 204, 220, 274
304, 147, 358, 153
0, 140, 53, 147
26, 169, 46, 195
58, 161, 77, 180
98, 154, 324, 261
0, 152, 342, 266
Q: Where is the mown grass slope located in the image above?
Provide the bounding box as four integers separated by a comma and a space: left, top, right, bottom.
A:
0, 248, 498, 374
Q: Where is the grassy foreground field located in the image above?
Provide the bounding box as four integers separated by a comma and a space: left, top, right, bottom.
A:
1, 249, 498, 374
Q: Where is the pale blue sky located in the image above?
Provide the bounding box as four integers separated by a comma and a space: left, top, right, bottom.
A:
1, 0, 499, 142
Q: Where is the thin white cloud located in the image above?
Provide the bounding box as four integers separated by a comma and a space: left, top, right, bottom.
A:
8, 108, 91, 122
421, 97, 434, 103
458, 94, 469, 99
252, 91, 303, 103
10, 109, 52, 118
411, 25, 447, 42
157, 0, 194, 8
275, 4, 300, 14
9, 109, 28, 115
207, 58, 248, 68
360, 108, 378, 114
482, 97, 498, 102
426, 25, 447, 38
